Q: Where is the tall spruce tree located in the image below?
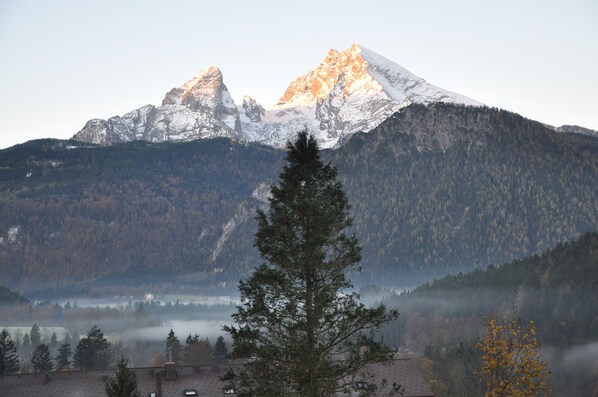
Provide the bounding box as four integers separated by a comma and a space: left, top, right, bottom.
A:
183, 335, 212, 365
22, 333, 31, 349
186, 333, 200, 345
56, 342, 72, 370
105, 357, 141, 397
213, 336, 228, 364
31, 343, 54, 372
74, 326, 113, 370
30, 323, 41, 347
0, 329, 20, 374
164, 329, 182, 362
49, 332, 58, 350
224, 131, 397, 396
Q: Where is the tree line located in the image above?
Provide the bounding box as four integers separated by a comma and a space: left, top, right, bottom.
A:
0, 324, 230, 374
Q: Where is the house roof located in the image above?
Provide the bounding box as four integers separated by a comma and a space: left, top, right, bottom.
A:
0, 359, 433, 397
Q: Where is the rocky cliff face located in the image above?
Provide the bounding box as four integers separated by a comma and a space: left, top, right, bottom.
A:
74, 67, 242, 144
73, 44, 482, 148
162, 66, 241, 132
241, 96, 265, 123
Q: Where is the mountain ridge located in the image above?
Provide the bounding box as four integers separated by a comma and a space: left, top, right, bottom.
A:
73, 44, 482, 149
3, 104, 598, 295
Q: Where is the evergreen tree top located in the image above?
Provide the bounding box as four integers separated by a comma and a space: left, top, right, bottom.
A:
105, 358, 141, 397
31, 343, 54, 373
0, 329, 20, 374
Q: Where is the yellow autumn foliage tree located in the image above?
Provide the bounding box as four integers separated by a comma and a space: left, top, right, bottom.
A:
476, 314, 549, 397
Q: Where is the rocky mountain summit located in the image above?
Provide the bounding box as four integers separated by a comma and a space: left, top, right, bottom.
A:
73, 44, 482, 148
74, 67, 243, 145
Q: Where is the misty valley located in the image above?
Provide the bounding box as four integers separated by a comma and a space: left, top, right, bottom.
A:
0, 296, 237, 370
2, 232, 598, 396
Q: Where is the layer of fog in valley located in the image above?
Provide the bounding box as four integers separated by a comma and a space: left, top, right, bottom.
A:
378, 283, 598, 396
0, 293, 239, 369
2, 282, 597, 395
53, 294, 236, 309
123, 319, 227, 342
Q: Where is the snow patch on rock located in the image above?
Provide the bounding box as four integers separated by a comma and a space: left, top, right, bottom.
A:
211, 205, 249, 262
252, 182, 272, 203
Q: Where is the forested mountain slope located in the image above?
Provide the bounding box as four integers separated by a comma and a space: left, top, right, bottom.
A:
0, 139, 284, 294
391, 231, 598, 348
383, 231, 598, 397
330, 104, 598, 284
0, 104, 597, 295
0, 285, 29, 304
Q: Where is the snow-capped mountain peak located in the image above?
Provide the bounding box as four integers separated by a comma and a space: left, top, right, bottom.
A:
277, 44, 480, 109
277, 47, 358, 106
161, 66, 240, 131
74, 66, 242, 144
252, 44, 482, 148
163, 66, 227, 109
73, 44, 481, 148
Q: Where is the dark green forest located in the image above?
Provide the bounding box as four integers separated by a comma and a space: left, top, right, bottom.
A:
332, 104, 598, 284
0, 139, 284, 295
0, 104, 597, 295
382, 231, 598, 396
0, 285, 29, 305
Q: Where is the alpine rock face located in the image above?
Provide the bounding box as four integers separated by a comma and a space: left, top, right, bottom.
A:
73, 44, 482, 148
74, 67, 243, 145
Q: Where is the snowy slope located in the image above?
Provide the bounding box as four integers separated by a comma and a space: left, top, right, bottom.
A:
73, 44, 482, 148
246, 44, 482, 148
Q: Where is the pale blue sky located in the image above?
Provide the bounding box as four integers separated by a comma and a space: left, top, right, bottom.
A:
0, 0, 596, 148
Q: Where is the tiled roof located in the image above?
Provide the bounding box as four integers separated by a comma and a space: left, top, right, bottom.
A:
0, 359, 433, 397
357, 360, 434, 397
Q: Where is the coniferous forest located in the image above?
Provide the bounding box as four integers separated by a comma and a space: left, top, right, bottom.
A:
1, 105, 597, 296
381, 231, 598, 396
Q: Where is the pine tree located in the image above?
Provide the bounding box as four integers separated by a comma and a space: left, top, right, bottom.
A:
56, 342, 72, 370
213, 336, 228, 364
13, 330, 21, 349
22, 333, 31, 349
74, 326, 113, 370
0, 329, 20, 374
224, 131, 397, 396
31, 343, 54, 372
50, 332, 58, 350
105, 357, 141, 397
183, 336, 212, 365
30, 323, 41, 347
186, 333, 200, 345
164, 329, 182, 362
63, 331, 73, 346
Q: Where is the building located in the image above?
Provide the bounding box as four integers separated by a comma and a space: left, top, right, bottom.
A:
0, 359, 433, 396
